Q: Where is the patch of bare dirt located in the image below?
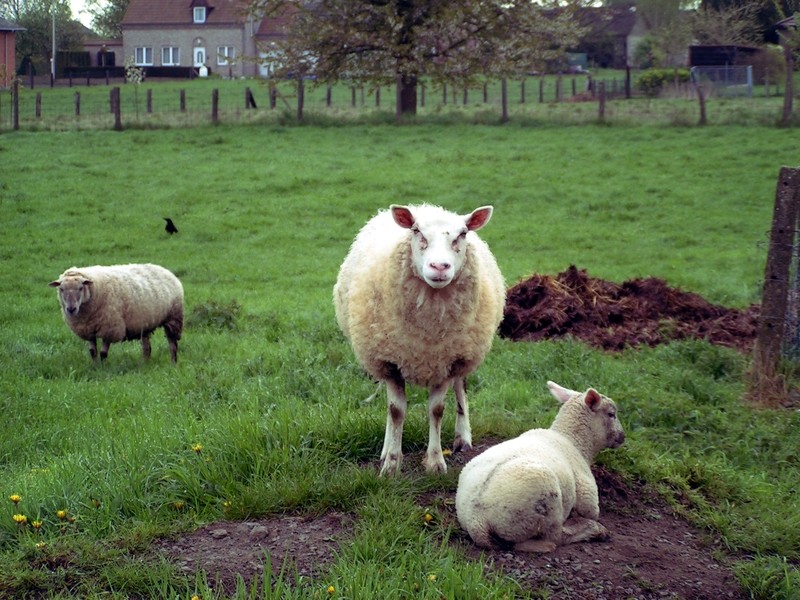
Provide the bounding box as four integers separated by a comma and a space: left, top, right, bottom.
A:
156, 443, 745, 598
155, 268, 754, 597
500, 265, 759, 352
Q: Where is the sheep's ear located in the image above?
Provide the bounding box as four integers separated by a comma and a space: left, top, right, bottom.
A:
48, 280, 61, 288
547, 380, 576, 404
465, 206, 493, 231
82, 278, 93, 287
584, 389, 602, 411
390, 205, 416, 229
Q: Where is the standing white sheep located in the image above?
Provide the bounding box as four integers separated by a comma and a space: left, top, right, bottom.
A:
49, 263, 184, 362
333, 203, 505, 476
456, 381, 625, 552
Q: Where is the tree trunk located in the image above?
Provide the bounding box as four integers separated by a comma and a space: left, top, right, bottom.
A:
781, 39, 794, 127
396, 74, 417, 118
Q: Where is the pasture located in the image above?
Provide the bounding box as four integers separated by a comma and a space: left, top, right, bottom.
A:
1, 123, 799, 598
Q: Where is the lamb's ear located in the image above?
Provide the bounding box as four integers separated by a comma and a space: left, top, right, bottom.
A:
465, 206, 493, 231
547, 380, 576, 404
390, 205, 416, 229
584, 389, 602, 411
48, 280, 61, 288
82, 278, 93, 287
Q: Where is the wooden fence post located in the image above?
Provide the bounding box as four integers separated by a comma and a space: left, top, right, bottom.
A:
751, 167, 800, 397
270, 83, 277, 109
35, 92, 42, 119
245, 87, 257, 109
296, 78, 304, 122
74, 91, 81, 117
180, 89, 186, 112
211, 88, 219, 124
598, 81, 606, 122
442, 83, 447, 105
375, 86, 380, 107
539, 76, 544, 103
483, 82, 488, 104
326, 85, 332, 107
12, 78, 20, 130
420, 83, 425, 107
520, 79, 525, 103
501, 77, 508, 123
146, 89, 153, 113
111, 87, 122, 131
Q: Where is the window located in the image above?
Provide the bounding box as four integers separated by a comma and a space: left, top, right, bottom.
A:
193, 7, 206, 23
217, 46, 235, 66
134, 47, 153, 66
162, 47, 180, 66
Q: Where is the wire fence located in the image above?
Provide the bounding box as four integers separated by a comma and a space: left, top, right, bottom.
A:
0, 72, 796, 131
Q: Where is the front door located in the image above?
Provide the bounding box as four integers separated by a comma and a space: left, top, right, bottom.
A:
193, 47, 206, 68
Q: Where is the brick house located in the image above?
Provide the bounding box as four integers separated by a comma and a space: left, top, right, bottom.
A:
0, 17, 24, 88
121, 0, 263, 77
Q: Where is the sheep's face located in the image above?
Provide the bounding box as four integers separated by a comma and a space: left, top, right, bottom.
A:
547, 380, 625, 453
49, 274, 93, 317
391, 204, 493, 289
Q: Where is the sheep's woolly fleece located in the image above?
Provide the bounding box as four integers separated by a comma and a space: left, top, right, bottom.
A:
333, 204, 506, 388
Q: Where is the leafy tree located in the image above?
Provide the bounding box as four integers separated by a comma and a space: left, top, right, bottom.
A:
692, 3, 762, 45
84, 0, 129, 38
701, 0, 800, 43
248, 0, 587, 117
3, 0, 85, 73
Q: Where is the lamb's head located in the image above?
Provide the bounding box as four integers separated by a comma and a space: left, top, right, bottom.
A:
49, 271, 94, 317
391, 204, 493, 289
547, 380, 625, 456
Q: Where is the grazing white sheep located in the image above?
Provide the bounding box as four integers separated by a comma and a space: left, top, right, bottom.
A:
49, 263, 184, 362
456, 381, 625, 552
333, 203, 505, 476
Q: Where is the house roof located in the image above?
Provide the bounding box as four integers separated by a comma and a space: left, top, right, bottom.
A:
254, 3, 298, 38
121, 0, 249, 27
0, 17, 25, 32
576, 4, 638, 39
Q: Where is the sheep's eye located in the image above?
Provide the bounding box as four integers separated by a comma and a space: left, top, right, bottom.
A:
608, 411, 616, 419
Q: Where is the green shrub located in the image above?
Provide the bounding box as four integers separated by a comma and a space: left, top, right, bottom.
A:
638, 68, 691, 97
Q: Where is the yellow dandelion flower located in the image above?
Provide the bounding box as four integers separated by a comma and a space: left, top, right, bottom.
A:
191, 443, 203, 453
35, 542, 46, 550
56, 510, 68, 521
424, 513, 434, 524
327, 585, 335, 595
173, 500, 186, 510
31, 520, 43, 530
9, 494, 21, 504
428, 574, 437, 582
442, 448, 453, 456
12, 514, 27, 524
191, 596, 200, 600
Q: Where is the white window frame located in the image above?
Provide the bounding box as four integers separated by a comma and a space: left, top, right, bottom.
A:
193, 7, 206, 23
134, 47, 153, 66
162, 47, 180, 66
217, 46, 235, 66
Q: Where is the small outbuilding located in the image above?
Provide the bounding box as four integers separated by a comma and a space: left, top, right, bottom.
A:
0, 17, 25, 88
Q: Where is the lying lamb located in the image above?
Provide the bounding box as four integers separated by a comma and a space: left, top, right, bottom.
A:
333, 204, 505, 475
50, 263, 184, 362
456, 381, 625, 552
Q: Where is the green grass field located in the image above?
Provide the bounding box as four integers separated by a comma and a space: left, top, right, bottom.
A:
1, 122, 799, 598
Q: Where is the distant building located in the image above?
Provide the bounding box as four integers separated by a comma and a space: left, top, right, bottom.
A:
0, 17, 25, 88
121, 0, 283, 78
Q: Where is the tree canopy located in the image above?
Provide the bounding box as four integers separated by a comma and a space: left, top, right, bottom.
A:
249, 0, 587, 116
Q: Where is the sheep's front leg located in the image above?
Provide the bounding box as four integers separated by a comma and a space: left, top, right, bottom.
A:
452, 377, 472, 453
86, 337, 99, 361
423, 382, 449, 473
380, 377, 407, 476
141, 335, 152, 360
99, 339, 112, 361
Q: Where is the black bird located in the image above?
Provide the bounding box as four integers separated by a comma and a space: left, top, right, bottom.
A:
164, 217, 178, 235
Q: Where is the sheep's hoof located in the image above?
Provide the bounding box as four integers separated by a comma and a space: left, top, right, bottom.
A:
422, 454, 447, 474
452, 436, 472, 453
379, 454, 402, 477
